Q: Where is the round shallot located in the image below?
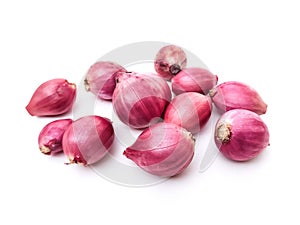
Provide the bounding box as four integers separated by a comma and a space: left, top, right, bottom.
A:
214, 109, 270, 161
154, 45, 187, 80
62, 115, 114, 165
112, 72, 171, 129
164, 92, 212, 134
38, 119, 73, 155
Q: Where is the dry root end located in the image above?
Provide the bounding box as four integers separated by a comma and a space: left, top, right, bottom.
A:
208, 88, 217, 97
40, 146, 51, 155
182, 129, 195, 142
189, 132, 196, 142
169, 64, 181, 75
69, 83, 76, 90
84, 78, 90, 91
66, 155, 86, 166
217, 122, 232, 143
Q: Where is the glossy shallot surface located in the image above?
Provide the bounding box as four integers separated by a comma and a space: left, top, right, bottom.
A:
124, 122, 195, 177
26, 78, 76, 116
113, 72, 171, 129
172, 67, 218, 95
164, 92, 212, 134
62, 115, 114, 165
210, 81, 267, 115
38, 119, 73, 155
214, 109, 270, 161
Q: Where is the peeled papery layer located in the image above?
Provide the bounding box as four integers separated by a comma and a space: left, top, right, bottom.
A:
124, 122, 195, 177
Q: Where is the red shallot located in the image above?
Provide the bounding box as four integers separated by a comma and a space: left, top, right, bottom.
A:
172, 67, 218, 95
38, 119, 73, 155
26, 78, 76, 116
62, 115, 114, 165
209, 81, 267, 115
124, 122, 195, 177
154, 45, 187, 80
112, 72, 171, 129
214, 109, 270, 161
84, 61, 127, 100
164, 92, 212, 134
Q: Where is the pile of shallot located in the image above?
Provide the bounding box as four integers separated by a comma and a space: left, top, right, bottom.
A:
26, 44, 270, 178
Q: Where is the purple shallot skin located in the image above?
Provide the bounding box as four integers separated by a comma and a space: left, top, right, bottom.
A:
112, 72, 171, 129
164, 92, 212, 134
84, 61, 127, 100
154, 45, 187, 80
62, 115, 114, 165
124, 122, 195, 177
210, 81, 267, 115
172, 67, 218, 95
38, 119, 73, 155
214, 109, 270, 161
26, 78, 76, 116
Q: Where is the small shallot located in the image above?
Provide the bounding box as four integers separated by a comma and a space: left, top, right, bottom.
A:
62, 115, 114, 165
84, 61, 127, 100
164, 92, 212, 134
154, 45, 187, 80
214, 109, 270, 161
113, 72, 171, 129
123, 122, 195, 177
38, 119, 73, 155
172, 67, 218, 95
26, 78, 76, 116
209, 81, 267, 115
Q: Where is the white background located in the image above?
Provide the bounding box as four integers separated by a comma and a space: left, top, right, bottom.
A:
1, 0, 299, 224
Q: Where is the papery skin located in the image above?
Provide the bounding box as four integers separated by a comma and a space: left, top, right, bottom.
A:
154, 45, 187, 80
112, 72, 171, 129
210, 81, 267, 115
123, 122, 195, 177
172, 67, 218, 95
164, 92, 212, 134
38, 119, 73, 155
84, 61, 127, 100
62, 115, 114, 165
214, 109, 270, 161
26, 79, 76, 116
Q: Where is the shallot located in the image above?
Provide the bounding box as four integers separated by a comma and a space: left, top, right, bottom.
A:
172, 67, 218, 95
209, 81, 267, 115
84, 61, 127, 100
214, 109, 270, 161
62, 115, 114, 165
38, 119, 73, 155
26, 78, 76, 116
124, 122, 195, 177
113, 72, 171, 129
164, 92, 212, 134
154, 45, 187, 80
